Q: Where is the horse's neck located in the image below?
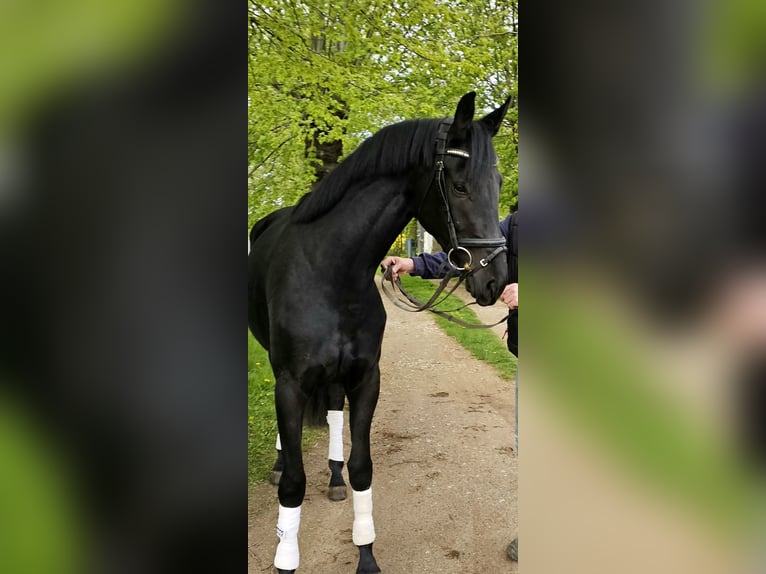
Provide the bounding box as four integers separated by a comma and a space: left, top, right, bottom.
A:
325, 177, 413, 273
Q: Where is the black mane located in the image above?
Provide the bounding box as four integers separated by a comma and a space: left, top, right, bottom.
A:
291, 117, 496, 223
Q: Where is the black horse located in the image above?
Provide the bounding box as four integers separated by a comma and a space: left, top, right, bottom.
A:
248, 91, 510, 573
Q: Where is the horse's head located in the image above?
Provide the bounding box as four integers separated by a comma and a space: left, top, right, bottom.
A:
415, 92, 511, 306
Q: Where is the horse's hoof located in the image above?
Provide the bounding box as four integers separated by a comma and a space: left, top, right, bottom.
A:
328, 485, 347, 501
269, 470, 282, 485
272, 568, 295, 574
357, 542, 381, 573
506, 538, 518, 561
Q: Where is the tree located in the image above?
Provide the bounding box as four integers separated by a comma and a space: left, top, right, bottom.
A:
248, 0, 518, 227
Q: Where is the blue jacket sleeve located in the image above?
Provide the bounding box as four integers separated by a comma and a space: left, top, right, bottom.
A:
499, 213, 511, 241
411, 251, 450, 279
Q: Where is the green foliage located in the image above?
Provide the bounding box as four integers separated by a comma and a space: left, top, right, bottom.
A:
248, 332, 325, 485
0, 0, 174, 133
248, 0, 518, 227
0, 398, 84, 574
706, 0, 766, 94
398, 274, 517, 380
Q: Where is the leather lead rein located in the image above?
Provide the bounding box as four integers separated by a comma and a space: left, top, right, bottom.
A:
380, 267, 509, 330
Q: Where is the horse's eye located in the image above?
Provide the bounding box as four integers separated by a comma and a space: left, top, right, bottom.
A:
453, 183, 467, 195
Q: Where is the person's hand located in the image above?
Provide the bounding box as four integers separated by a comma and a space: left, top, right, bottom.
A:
380, 256, 415, 280
501, 283, 518, 309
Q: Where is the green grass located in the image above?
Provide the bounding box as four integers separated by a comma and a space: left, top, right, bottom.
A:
248, 333, 325, 485
398, 274, 517, 380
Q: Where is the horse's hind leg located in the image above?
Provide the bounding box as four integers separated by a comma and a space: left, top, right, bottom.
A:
327, 381, 347, 501
272, 382, 347, 502
273, 380, 307, 573
347, 367, 382, 574
270, 433, 284, 485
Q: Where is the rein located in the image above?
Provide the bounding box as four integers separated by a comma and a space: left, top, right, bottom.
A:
380, 266, 509, 329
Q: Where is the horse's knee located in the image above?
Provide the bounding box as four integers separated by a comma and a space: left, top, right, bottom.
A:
277, 469, 306, 507
347, 457, 372, 491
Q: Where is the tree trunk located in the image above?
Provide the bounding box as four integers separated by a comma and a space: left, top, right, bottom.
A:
305, 32, 346, 188
306, 126, 343, 186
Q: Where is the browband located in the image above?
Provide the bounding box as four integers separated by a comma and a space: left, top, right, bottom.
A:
434, 120, 470, 159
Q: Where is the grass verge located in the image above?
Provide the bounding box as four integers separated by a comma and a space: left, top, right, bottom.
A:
248, 333, 325, 486
398, 274, 517, 380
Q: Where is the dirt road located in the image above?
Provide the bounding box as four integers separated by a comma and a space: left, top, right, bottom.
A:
248, 284, 517, 573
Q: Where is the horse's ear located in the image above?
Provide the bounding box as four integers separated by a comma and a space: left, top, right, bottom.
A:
448, 91, 476, 142
480, 96, 511, 136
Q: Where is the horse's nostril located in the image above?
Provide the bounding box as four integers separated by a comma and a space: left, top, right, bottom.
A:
487, 279, 496, 295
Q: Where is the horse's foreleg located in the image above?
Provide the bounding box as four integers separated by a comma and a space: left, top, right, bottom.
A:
347, 368, 381, 574
273, 380, 307, 573
327, 382, 347, 501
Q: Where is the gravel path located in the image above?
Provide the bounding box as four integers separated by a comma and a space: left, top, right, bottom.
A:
248, 283, 518, 573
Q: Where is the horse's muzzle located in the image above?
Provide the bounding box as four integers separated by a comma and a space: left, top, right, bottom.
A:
466, 263, 507, 306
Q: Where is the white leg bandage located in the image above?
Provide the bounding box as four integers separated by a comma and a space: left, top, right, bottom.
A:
352, 488, 376, 546
275, 433, 282, 451
274, 504, 301, 570
326, 410, 344, 462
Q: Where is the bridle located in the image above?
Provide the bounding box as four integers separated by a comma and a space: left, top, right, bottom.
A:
380, 120, 509, 329
426, 120, 507, 272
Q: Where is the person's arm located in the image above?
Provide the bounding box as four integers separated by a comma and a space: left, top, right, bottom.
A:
380, 251, 451, 280
413, 251, 450, 279
499, 213, 511, 241
498, 213, 517, 308
379, 256, 414, 279
500, 283, 518, 309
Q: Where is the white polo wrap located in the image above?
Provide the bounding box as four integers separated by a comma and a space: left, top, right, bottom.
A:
275, 433, 282, 451
352, 488, 376, 545
274, 504, 301, 570
326, 410, 344, 462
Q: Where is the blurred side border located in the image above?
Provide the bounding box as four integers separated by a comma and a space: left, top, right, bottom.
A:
0, 1, 246, 573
